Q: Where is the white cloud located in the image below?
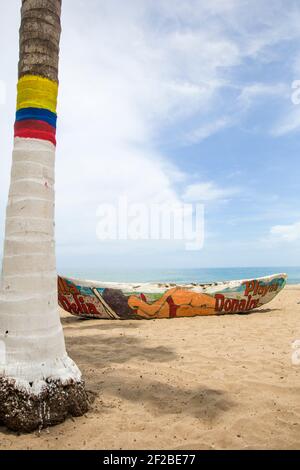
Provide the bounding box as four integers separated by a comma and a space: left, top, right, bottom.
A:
238, 83, 288, 110
184, 117, 231, 143
270, 221, 300, 242
271, 107, 300, 136
54, 0, 248, 253
1, 0, 300, 265
183, 182, 239, 203
293, 55, 300, 75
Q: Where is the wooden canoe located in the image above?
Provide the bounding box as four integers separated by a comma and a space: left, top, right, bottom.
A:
57, 272, 287, 320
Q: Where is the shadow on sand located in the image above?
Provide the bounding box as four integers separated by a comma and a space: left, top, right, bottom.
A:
104, 378, 235, 421
236, 307, 279, 315
66, 329, 235, 422
66, 333, 178, 367
61, 316, 140, 331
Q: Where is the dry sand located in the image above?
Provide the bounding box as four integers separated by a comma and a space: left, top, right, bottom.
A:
1, 284, 300, 450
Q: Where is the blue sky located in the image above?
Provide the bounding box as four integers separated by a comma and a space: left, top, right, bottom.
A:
1, 0, 300, 269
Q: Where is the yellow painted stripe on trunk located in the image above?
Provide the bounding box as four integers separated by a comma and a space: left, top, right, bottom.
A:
16, 75, 58, 113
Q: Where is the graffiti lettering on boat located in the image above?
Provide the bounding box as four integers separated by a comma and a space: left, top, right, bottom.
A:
242, 280, 279, 297
59, 292, 101, 316
214, 294, 260, 313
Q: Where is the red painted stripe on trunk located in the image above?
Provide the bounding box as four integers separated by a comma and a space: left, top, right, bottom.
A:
14, 129, 56, 146
14, 119, 56, 133
14, 119, 56, 145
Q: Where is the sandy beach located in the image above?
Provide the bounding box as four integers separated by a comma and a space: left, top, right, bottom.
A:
1, 284, 300, 450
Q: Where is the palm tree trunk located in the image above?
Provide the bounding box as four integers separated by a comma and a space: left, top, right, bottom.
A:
0, 0, 88, 432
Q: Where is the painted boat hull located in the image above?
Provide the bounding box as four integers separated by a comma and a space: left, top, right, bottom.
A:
58, 273, 287, 320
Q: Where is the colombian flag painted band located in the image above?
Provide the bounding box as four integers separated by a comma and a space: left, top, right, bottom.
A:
15, 75, 58, 146
17, 75, 58, 114
16, 108, 57, 128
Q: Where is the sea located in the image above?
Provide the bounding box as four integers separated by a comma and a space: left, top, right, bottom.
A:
58, 267, 300, 285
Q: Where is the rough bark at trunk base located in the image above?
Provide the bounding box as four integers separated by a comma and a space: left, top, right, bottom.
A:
0, 377, 89, 432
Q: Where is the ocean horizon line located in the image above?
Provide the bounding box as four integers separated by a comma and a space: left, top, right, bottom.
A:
58, 266, 300, 285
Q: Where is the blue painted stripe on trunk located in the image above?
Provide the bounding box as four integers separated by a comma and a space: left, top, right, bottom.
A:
16, 107, 57, 128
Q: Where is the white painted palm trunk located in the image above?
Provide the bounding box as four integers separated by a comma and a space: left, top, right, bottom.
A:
0, 137, 81, 394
